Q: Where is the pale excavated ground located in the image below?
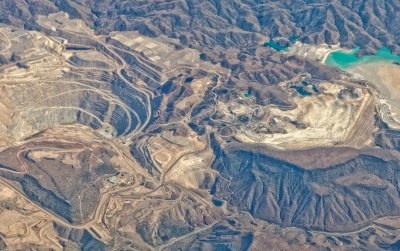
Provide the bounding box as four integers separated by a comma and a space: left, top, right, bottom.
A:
236, 83, 374, 149
349, 62, 400, 129
0, 20, 162, 239
287, 41, 340, 62
146, 127, 208, 177
175, 78, 211, 111
109, 31, 227, 82
0, 25, 117, 141
0, 181, 63, 250
166, 145, 215, 189
110, 31, 197, 70
0, 15, 224, 248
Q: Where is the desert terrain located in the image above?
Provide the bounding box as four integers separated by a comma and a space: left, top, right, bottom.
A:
348, 62, 400, 129
0, 1, 400, 250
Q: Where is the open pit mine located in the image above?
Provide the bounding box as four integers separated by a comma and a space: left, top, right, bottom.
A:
0, 1, 400, 250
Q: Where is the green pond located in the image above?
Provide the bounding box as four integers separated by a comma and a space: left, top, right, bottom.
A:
263, 40, 289, 52
325, 47, 400, 70
263, 36, 298, 51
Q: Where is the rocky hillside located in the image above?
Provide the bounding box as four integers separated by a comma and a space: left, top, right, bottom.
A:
3, 0, 398, 53
2, 0, 398, 88
211, 141, 400, 232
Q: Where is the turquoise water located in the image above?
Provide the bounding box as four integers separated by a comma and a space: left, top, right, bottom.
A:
263, 40, 289, 52
290, 85, 312, 96
325, 47, 400, 70
290, 81, 318, 96
289, 35, 298, 43
263, 36, 297, 51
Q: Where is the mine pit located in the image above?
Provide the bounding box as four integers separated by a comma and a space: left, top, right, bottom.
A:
218, 81, 375, 149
